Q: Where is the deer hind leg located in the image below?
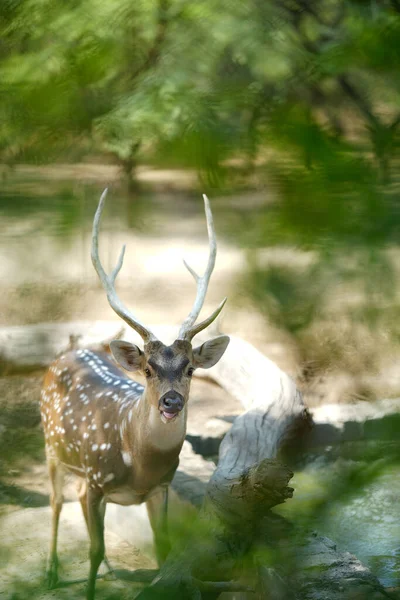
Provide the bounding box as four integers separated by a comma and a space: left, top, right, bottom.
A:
77, 480, 114, 577
98, 499, 115, 577
146, 486, 170, 566
85, 486, 106, 600
46, 458, 65, 589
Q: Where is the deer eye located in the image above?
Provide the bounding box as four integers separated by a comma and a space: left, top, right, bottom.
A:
187, 368, 194, 377
144, 368, 152, 378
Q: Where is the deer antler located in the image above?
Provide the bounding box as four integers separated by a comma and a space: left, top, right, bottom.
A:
91, 188, 158, 343
178, 194, 227, 341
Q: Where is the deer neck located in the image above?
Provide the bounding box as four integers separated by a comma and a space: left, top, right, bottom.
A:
123, 390, 187, 461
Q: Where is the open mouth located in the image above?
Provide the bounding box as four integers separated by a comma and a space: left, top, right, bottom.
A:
158, 392, 184, 422
160, 410, 179, 421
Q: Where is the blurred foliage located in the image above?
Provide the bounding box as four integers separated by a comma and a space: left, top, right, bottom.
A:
246, 260, 327, 334
1, 0, 399, 184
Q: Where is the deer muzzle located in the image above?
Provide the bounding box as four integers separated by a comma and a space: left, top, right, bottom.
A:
159, 391, 184, 420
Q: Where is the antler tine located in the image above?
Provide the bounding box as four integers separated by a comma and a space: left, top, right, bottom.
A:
185, 297, 227, 341
91, 188, 157, 344
178, 194, 227, 341
110, 244, 126, 283
183, 259, 200, 283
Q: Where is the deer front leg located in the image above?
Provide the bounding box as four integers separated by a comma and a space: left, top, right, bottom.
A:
86, 487, 106, 600
146, 486, 170, 565
46, 459, 64, 588
77, 480, 114, 578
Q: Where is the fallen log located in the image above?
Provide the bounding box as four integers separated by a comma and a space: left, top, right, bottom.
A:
0, 321, 130, 373
130, 335, 389, 600
5, 322, 399, 448
0, 321, 219, 373
131, 332, 310, 599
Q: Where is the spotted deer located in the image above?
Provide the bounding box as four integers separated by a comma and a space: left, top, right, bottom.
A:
40, 189, 229, 599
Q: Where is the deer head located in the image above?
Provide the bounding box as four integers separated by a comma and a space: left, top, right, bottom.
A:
91, 189, 229, 423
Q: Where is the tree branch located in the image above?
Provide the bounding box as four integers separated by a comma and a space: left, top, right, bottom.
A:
130, 0, 171, 81
390, 112, 400, 132
338, 75, 380, 129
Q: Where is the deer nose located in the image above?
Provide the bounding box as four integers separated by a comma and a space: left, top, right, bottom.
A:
159, 392, 184, 413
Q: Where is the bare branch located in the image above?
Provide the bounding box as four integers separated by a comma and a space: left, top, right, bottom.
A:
338, 76, 380, 129
390, 112, 400, 132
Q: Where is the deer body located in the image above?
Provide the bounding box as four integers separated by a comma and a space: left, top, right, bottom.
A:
41, 349, 185, 506
41, 190, 229, 599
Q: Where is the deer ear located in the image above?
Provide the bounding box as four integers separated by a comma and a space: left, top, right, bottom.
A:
110, 340, 143, 372
192, 335, 230, 369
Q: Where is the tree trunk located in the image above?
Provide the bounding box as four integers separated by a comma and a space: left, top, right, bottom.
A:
120, 141, 141, 194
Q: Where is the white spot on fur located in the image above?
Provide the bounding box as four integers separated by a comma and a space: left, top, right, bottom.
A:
122, 451, 132, 466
